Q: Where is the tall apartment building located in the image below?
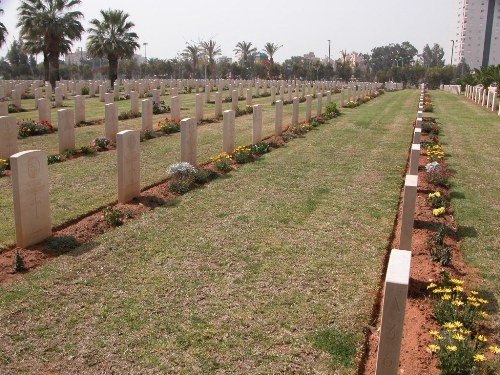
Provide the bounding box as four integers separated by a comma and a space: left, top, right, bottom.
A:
453, 0, 500, 69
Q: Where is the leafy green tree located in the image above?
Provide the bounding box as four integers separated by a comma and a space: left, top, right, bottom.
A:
0, 1, 7, 48
370, 42, 417, 73
200, 39, 221, 78
182, 43, 200, 77
263, 42, 282, 63
421, 43, 445, 68
87, 9, 140, 87
6, 39, 32, 78
17, 0, 84, 86
234, 41, 257, 65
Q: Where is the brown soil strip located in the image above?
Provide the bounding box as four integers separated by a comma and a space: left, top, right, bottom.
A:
359, 117, 479, 374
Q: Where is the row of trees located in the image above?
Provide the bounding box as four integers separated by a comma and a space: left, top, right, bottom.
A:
0, 2, 496, 87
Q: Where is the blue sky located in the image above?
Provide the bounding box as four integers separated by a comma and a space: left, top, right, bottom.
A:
0, 0, 456, 63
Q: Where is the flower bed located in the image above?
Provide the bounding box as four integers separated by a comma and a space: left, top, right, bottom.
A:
17, 119, 56, 138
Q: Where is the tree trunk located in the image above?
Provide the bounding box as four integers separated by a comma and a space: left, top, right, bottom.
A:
43, 51, 49, 82
108, 55, 118, 88
48, 52, 60, 88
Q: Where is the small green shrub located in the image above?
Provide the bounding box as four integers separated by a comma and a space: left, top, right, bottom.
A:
232, 145, 252, 164
141, 129, 155, 140
251, 143, 269, 155
81, 86, 89, 95
168, 176, 193, 194
47, 154, 62, 164
191, 169, 211, 184
118, 110, 141, 120
80, 145, 97, 155
62, 149, 76, 159
427, 225, 452, 266
103, 207, 124, 227
91, 137, 112, 151
325, 103, 340, 118
12, 250, 26, 272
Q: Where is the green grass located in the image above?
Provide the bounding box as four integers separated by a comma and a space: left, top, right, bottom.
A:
0, 90, 417, 373
431, 91, 499, 326
0, 90, 340, 248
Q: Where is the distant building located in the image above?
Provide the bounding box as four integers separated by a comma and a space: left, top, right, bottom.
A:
303, 52, 320, 62
255, 52, 268, 64
217, 56, 233, 64
453, 0, 500, 68
65, 50, 88, 65
345, 51, 365, 67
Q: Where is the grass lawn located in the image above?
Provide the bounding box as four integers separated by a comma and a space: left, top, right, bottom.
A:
0, 90, 417, 373
0, 91, 338, 248
431, 91, 499, 326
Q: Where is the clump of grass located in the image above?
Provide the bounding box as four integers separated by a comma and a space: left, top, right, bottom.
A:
46, 236, 79, 251
311, 328, 358, 370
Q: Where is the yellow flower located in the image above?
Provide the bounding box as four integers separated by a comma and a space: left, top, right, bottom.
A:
473, 354, 486, 362
470, 302, 481, 307
476, 335, 487, 342
459, 328, 471, 335
452, 333, 465, 341
453, 321, 463, 328
446, 345, 458, 352
443, 288, 452, 293
488, 345, 500, 354
436, 335, 444, 340
433, 288, 444, 294
467, 296, 477, 302
477, 298, 488, 304
433, 207, 446, 216
478, 311, 489, 318
429, 330, 440, 336
443, 322, 455, 329
470, 290, 479, 295
441, 294, 451, 301
452, 299, 464, 307
427, 283, 437, 289
427, 344, 440, 353
453, 286, 464, 292
450, 279, 463, 286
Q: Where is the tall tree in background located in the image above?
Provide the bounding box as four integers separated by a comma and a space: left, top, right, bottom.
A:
0, 1, 7, 48
17, 0, 84, 86
263, 42, 282, 63
200, 39, 221, 78
87, 9, 139, 87
421, 43, 445, 68
183, 43, 200, 76
234, 41, 257, 65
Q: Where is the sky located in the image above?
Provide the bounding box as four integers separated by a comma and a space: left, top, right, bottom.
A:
0, 0, 456, 63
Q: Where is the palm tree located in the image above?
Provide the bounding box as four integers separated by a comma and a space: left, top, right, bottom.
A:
263, 42, 282, 63
485, 64, 500, 96
234, 41, 257, 65
182, 43, 200, 77
0, 1, 7, 48
17, 0, 84, 86
87, 9, 140, 87
473, 66, 494, 89
199, 39, 221, 78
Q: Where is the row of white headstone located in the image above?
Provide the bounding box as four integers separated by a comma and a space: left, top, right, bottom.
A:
4, 90, 327, 249
0, 88, 330, 160
0, 78, 381, 107
441, 84, 461, 95
374, 85, 425, 375
464, 84, 500, 115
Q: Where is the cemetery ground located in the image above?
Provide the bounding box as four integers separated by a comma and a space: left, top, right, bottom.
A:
0, 89, 498, 373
